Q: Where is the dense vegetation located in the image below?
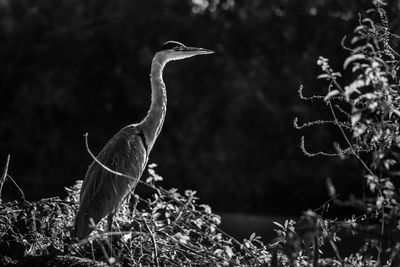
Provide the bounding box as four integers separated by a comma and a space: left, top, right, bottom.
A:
3, 0, 400, 214
0, 167, 270, 266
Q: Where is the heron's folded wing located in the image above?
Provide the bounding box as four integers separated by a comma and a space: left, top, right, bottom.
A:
79, 129, 147, 210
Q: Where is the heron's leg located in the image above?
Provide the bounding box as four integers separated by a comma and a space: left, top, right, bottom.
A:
107, 213, 114, 257
107, 213, 114, 233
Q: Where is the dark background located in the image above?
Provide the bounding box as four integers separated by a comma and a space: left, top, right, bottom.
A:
1, 0, 399, 217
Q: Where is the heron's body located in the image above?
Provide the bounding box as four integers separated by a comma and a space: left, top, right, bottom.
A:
74, 126, 147, 239
73, 41, 213, 240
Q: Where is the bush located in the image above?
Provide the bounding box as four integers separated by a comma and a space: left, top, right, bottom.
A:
0, 164, 270, 266
292, 0, 400, 265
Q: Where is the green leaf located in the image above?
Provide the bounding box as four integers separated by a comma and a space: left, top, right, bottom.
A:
392, 108, 400, 118
273, 221, 284, 229
353, 25, 365, 33
249, 232, 256, 240
361, 18, 375, 27
224, 246, 234, 258
317, 73, 331, 80
351, 112, 362, 126
343, 54, 367, 69
324, 90, 340, 102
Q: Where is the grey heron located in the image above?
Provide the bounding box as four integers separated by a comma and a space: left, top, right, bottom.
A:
72, 41, 214, 240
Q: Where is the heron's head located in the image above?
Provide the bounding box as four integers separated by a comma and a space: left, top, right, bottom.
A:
155, 41, 214, 63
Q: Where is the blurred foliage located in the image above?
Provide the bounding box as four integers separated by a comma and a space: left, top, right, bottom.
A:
1, 0, 400, 214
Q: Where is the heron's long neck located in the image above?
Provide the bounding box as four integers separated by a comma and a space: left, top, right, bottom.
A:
140, 56, 167, 151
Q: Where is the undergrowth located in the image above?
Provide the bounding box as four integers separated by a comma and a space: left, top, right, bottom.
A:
0, 164, 270, 266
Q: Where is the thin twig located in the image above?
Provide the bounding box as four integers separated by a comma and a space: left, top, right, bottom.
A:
84, 133, 137, 182
143, 218, 160, 267
313, 194, 340, 213
294, 117, 351, 130
6, 174, 25, 201
0, 154, 10, 204
300, 136, 350, 157
298, 84, 345, 101
84, 133, 140, 204
328, 237, 343, 263
334, 104, 350, 117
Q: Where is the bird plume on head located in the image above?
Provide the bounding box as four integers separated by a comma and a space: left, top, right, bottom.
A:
72, 40, 213, 241
157, 40, 185, 51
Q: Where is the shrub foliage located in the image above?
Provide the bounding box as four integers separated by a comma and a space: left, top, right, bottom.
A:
294, 1, 400, 266
0, 165, 270, 266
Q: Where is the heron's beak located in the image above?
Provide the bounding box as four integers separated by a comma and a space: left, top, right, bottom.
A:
182, 46, 215, 56
168, 46, 214, 61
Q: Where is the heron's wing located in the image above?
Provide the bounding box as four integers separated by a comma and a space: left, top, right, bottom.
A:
79, 127, 148, 213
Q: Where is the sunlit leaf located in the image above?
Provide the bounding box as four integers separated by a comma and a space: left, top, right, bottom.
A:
317, 73, 331, 80
324, 89, 340, 102
351, 112, 362, 127
343, 54, 367, 69
273, 221, 284, 229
